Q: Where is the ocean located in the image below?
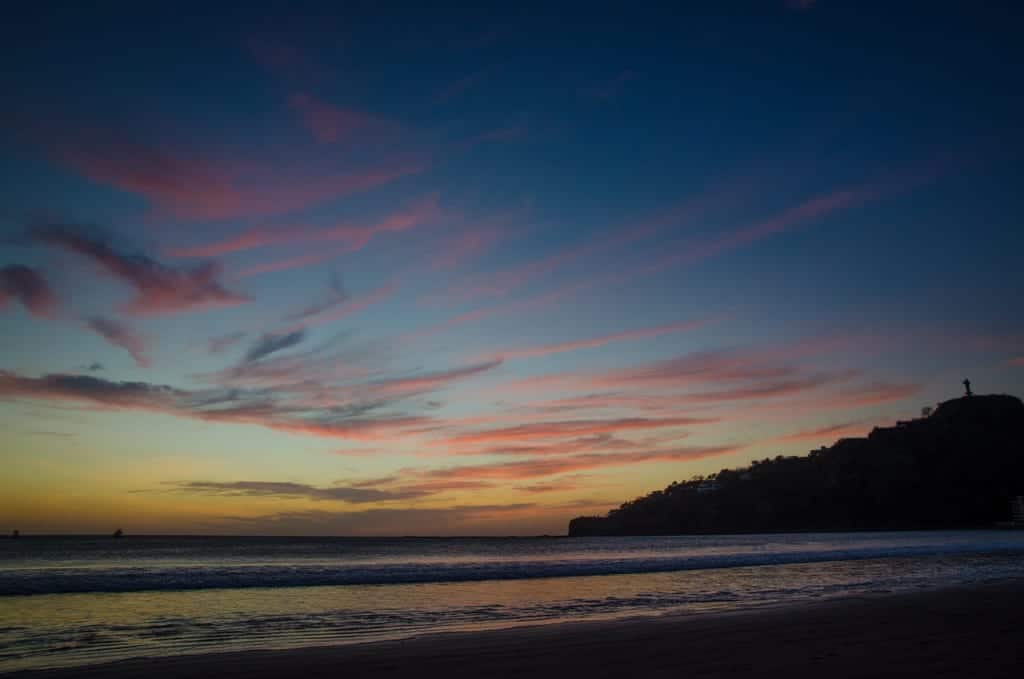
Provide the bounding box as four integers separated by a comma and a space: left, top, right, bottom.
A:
2, 530, 1023, 673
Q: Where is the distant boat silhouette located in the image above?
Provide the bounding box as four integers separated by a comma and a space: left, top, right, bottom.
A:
112, 528, 124, 539
11, 529, 19, 539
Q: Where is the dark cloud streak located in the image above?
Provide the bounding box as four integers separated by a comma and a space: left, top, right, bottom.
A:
169, 480, 431, 503
32, 225, 248, 315
243, 330, 306, 363
0, 265, 58, 317
85, 316, 149, 367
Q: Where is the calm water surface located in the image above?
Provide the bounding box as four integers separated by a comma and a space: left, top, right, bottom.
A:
2, 530, 1023, 672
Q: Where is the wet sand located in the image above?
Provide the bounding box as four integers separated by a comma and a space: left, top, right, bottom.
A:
12, 581, 1024, 678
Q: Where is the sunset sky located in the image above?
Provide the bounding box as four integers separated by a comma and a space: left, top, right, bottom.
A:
2, 2, 1022, 535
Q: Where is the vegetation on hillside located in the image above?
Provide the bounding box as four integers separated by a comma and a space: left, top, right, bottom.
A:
569, 394, 1024, 536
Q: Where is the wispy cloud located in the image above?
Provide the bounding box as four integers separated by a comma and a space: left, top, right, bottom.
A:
84, 317, 149, 368
33, 225, 248, 315
233, 251, 342, 279
243, 330, 305, 364
407, 280, 594, 343
171, 194, 440, 259
516, 477, 590, 493
47, 126, 423, 222
208, 331, 247, 355
488, 319, 713, 361
0, 371, 429, 441
285, 270, 348, 320
0, 265, 58, 317
168, 480, 431, 503
281, 280, 395, 333
196, 334, 378, 390
457, 434, 656, 457
423, 182, 742, 308
418, 446, 742, 481
431, 218, 507, 271
289, 93, 394, 143
504, 347, 801, 394
0, 338, 506, 443
774, 420, 878, 444
826, 382, 920, 408
362, 359, 504, 400
623, 161, 950, 288
728, 381, 921, 421
445, 416, 714, 447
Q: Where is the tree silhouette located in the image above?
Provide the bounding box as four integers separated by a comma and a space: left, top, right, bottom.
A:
570, 394, 1024, 536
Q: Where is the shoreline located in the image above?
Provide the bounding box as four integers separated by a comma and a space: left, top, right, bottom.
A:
4, 525, 1017, 539
9, 579, 1024, 678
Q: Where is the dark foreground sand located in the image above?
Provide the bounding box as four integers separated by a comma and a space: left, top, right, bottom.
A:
13, 581, 1024, 678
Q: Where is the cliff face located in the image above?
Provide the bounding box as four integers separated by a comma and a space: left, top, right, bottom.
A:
569, 394, 1024, 537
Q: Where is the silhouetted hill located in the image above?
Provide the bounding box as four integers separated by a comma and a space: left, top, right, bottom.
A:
569, 394, 1024, 536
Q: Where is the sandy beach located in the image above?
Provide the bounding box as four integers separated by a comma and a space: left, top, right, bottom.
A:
10, 580, 1023, 678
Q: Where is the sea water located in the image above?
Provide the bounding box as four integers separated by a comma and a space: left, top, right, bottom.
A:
2, 530, 1023, 672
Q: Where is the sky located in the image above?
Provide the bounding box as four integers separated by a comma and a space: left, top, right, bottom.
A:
1, 1, 1022, 535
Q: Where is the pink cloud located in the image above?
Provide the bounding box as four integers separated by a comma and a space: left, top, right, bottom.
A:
424, 180, 745, 308
172, 194, 441, 259
407, 279, 593, 343
51, 128, 424, 222
628, 185, 878, 283
289, 93, 394, 144
489, 341, 866, 419
523, 376, 841, 417
488, 318, 713, 361
84, 317, 150, 368
530, 373, 855, 417
727, 382, 921, 422
465, 435, 637, 457
384, 479, 498, 494
34, 226, 248, 316
504, 348, 801, 395
0, 265, 58, 318
431, 225, 504, 271
825, 382, 921, 409
516, 478, 589, 493
774, 420, 879, 444
445, 416, 715, 447
671, 372, 859, 405
232, 250, 344, 279
621, 160, 951, 288
424, 228, 634, 306
418, 446, 742, 481
358, 359, 504, 400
